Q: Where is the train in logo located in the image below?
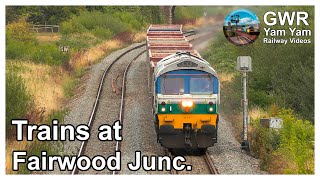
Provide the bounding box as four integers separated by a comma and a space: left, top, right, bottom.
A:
146, 25, 220, 152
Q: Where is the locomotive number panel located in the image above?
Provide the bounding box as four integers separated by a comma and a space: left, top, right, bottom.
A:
177, 61, 198, 67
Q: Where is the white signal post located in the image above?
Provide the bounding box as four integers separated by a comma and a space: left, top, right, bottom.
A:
237, 56, 252, 151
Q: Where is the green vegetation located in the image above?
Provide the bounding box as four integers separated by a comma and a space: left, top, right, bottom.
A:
5, 6, 167, 60
6, 6, 86, 25
250, 109, 314, 174
203, 6, 314, 174
175, 7, 204, 23
63, 77, 79, 98
6, 19, 69, 66
6, 66, 32, 136
204, 6, 314, 121
6, 6, 206, 126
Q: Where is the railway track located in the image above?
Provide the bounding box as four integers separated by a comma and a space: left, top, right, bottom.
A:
165, 149, 219, 175
203, 151, 219, 174
113, 50, 146, 174
71, 44, 145, 175
71, 26, 216, 175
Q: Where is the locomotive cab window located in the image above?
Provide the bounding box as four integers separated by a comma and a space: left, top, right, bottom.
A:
161, 77, 184, 95
190, 77, 213, 95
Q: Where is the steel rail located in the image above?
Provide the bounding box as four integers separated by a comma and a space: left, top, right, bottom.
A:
112, 50, 146, 175
203, 151, 219, 174
71, 43, 145, 175
183, 30, 197, 37
164, 149, 178, 175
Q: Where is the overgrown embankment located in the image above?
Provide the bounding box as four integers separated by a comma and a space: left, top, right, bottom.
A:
203, 6, 314, 174
5, 6, 208, 174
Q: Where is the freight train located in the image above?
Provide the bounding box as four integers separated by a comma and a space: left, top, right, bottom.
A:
146, 25, 220, 152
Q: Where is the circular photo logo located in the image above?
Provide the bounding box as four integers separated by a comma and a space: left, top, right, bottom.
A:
223, 9, 260, 46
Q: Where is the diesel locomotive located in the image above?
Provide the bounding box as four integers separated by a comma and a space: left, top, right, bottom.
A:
147, 25, 220, 151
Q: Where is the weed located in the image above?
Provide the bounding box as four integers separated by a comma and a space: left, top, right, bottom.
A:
63, 77, 78, 98
6, 66, 32, 137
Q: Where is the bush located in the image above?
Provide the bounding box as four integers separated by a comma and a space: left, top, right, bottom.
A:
6, 39, 32, 60
113, 11, 146, 31
6, 40, 69, 66
6, 18, 35, 42
203, 36, 237, 73
250, 109, 314, 174
60, 11, 128, 40
6, 18, 70, 66
6, 67, 32, 137
60, 19, 86, 34
59, 33, 100, 52
30, 43, 69, 65
63, 77, 78, 98
92, 27, 113, 39
276, 109, 314, 174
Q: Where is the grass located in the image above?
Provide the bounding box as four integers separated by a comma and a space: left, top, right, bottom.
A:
63, 76, 79, 98
6, 66, 32, 129
69, 39, 123, 70
6, 140, 29, 174
7, 61, 67, 115
36, 32, 61, 43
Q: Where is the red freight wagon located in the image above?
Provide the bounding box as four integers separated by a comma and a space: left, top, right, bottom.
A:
146, 24, 200, 90
147, 24, 199, 67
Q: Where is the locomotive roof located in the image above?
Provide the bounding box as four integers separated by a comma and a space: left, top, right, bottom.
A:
154, 52, 218, 78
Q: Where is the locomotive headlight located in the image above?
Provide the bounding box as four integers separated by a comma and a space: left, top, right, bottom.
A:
161, 107, 166, 112
209, 107, 214, 112
182, 100, 193, 108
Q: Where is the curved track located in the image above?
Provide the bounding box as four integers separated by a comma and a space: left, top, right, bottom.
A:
112, 50, 146, 174
71, 44, 145, 174
71, 27, 215, 175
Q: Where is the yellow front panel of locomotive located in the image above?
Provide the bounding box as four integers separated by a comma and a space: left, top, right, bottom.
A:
157, 114, 218, 129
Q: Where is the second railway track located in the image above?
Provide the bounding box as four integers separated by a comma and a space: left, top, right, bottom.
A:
71, 43, 146, 174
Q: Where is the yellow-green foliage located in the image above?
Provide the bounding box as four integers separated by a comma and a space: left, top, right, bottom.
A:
6, 18, 35, 42
6, 19, 69, 65
250, 109, 314, 174
276, 109, 314, 174
175, 7, 204, 22
60, 10, 150, 39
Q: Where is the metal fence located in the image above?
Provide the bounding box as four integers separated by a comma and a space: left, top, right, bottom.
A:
31, 25, 60, 33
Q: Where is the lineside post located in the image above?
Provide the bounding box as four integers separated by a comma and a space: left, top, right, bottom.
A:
236, 56, 252, 151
